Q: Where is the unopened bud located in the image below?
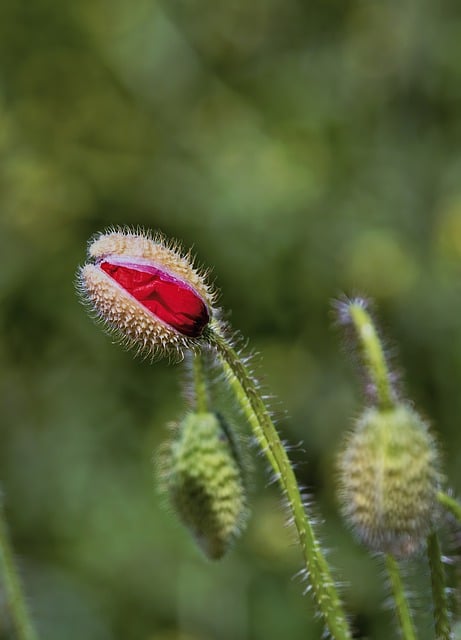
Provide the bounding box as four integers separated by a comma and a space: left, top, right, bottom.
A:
338, 404, 441, 557
157, 412, 248, 560
77, 229, 215, 358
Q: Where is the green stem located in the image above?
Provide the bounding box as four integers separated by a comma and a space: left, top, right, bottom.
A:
437, 491, 461, 522
0, 502, 38, 640
348, 302, 395, 410
206, 325, 352, 640
192, 352, 209, 413
385, 554, 417, 640
427, 532, 451, 639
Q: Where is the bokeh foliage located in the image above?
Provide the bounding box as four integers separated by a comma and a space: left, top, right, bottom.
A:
1, 0, 461, 638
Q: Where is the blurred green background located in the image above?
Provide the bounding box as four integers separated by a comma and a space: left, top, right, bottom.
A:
1, 0, 461, 638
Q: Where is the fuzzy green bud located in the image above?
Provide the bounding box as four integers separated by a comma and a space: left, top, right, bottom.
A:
338, 404, 441, 557
157, 412, 248, 560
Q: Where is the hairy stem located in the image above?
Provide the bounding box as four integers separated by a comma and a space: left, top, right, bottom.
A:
347, 302, 395, 410
438, 491, 461, 522
0, 502, 38, 640
427, 532, 450, 639
385, 554, 416, 640
206, 324, 352, 640
192, 352, 209, 413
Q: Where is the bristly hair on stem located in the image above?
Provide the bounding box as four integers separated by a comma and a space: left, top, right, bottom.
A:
385, 555, 417, 640
332, 296, 400, 410
206, 320, 352, 640
427, 532, 451, 640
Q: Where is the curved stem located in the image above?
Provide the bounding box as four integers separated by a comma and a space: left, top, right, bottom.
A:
0, 502, 38, 640
206, 325, 352, 640
347, 301, 395, 410
427, 532, 451, 640
385, 554, 416, 640
437, 491, 461, 522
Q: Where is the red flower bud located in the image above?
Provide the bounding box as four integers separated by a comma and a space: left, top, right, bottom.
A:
99, 258, 209, 337
78, 229, 215, 358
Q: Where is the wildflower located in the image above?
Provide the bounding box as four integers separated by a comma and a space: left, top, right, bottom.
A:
336, 298, 441, 557
78, 229, 215, 358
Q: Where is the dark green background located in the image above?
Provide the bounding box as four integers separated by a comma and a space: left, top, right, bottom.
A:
1, 0, 461, 638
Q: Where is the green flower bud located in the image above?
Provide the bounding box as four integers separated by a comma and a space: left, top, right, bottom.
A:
338, 404, 441, 557
157, 412, 248, 560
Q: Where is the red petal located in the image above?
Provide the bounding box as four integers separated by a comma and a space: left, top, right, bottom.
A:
100, 261, 209, 337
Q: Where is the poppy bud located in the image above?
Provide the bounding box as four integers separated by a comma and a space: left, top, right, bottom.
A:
338, 404, 441, 557
157, 412, 249, 560
77, 229, 215, 358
